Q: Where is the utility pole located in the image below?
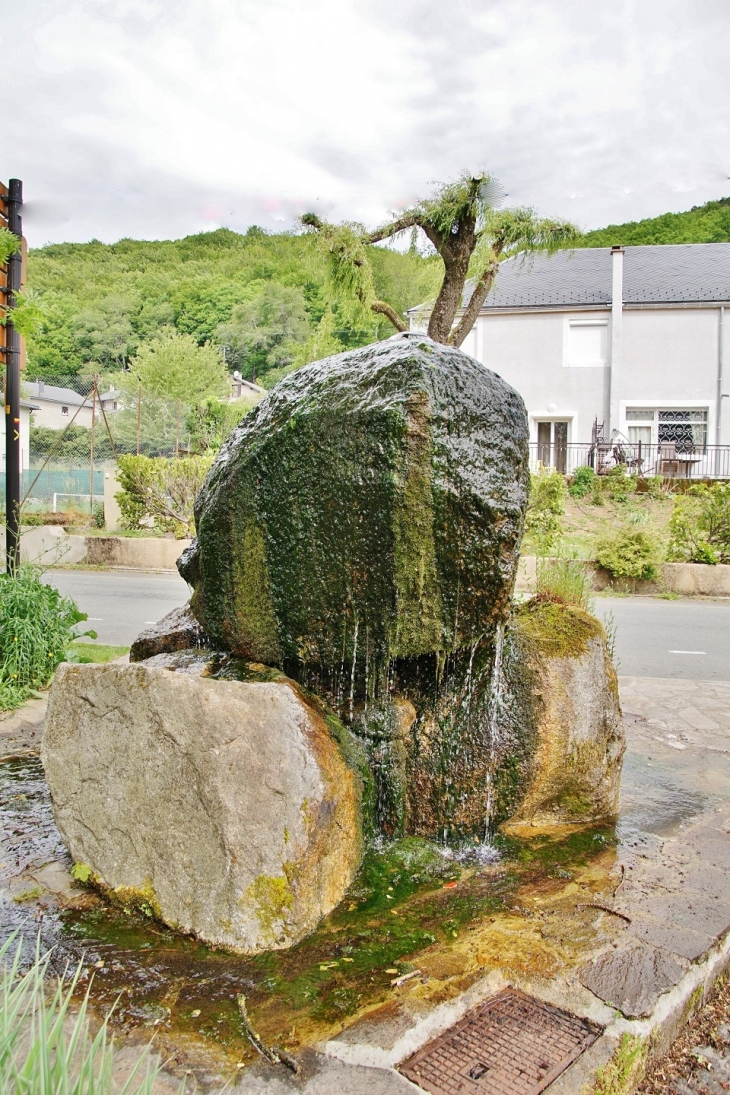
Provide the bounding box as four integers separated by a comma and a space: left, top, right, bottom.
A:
2, 179, 23, 575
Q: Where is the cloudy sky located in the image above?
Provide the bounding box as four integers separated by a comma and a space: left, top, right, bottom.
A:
4, 0, 730, 246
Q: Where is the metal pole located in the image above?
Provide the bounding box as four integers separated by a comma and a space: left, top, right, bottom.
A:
89, 380, 96, 519
717, 306, 725, 477
136, 382, 142, 456
4, 179, 22, 575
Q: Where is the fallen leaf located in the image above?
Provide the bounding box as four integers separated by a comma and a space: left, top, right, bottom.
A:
342, 957, 354, 963
191, 1009, 201, 1018
444, 881, 457, 889
385, 968, 399, 975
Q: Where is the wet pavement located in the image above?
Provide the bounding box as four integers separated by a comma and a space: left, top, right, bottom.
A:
0, 676, 729, 1093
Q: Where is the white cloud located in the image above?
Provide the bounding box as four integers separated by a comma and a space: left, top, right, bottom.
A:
4, 0, 729, 244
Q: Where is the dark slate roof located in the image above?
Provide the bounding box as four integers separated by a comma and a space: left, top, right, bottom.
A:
472, 243, 730, 310
26, 382, 117, 405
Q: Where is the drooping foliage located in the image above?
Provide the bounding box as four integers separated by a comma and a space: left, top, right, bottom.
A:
0, 567, 91, 711
303, 172, 578, 345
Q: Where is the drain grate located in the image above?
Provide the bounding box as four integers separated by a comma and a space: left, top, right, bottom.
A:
398, 988, 602, 1095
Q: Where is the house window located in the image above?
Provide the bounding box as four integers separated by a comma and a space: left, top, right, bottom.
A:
624, 408, 708, 452
565, 319, 608, 367
112, 401, 118, 411
536, 420, 569, 473
626, 409, 654, 446
659, 409, 707, 452
61, 406, 69, 416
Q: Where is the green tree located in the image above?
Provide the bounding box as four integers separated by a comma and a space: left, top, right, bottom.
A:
186, 396, 260, 452
115, 452, 215, 537
73, 295, 137, 370
217, 282, 309, 382
302, 172, 578, 345
124, 328, 229, 403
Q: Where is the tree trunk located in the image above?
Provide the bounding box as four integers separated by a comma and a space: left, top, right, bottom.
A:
447, 260, 499, 348
425, 219, 477, 344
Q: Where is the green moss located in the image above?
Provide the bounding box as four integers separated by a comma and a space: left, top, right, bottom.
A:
244, 875, 294, 945
110, 879, 163, 920
391, 391, 443, 657
592, 1034, 648, 1095
513, 599, 604, 659
231, 519, 281, 664
323, 710, 377, 840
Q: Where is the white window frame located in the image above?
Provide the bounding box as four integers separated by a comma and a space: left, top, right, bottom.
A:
619, 400, 712, 446
562, 315, 609, 368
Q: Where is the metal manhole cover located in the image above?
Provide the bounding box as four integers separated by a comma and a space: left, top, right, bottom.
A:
398, 988, 602, 1095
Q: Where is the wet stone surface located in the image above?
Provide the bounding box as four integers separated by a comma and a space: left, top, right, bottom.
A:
0, 674, 728, 1091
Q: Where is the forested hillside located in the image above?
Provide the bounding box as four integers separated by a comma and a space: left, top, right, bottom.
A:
25, 227, 441, 385
578, 196, 730, 247
25, 196, 730, 385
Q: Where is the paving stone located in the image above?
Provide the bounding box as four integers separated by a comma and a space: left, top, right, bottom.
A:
579, 942, 686, 1017
625, 917, 714, 961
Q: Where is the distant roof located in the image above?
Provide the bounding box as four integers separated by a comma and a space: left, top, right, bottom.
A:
405, 243, 730, 314
26, 382, 117, 406
478, 243, 730, 309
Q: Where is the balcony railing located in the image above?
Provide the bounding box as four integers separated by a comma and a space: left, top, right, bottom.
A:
528, 442, 730, 480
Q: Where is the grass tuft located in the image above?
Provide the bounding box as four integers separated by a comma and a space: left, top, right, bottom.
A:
0, 932, 168, 1093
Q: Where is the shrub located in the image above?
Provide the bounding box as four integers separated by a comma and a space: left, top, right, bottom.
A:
568, 465, 596, 498
668, 482, 730, 564
535, 556, 593, 610
115, 452, 215, 538
0, 933, 162, 1093
0, 566, 92, 711
525, 469, 566, 553
594, 526, 660, 581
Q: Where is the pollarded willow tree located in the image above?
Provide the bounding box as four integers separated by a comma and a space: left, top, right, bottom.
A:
302, 173, 579, 347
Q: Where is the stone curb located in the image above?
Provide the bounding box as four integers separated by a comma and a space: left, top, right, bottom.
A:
517, 556, 730, 597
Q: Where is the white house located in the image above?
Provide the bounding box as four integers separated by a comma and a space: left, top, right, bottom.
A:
24, 381, 120, 430
0, 399, 38, 472
411, 243, 730, 476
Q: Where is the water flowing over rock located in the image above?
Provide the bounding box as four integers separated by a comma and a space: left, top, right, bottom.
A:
179, 331, 530, 712
42, 333, 625, 958
42, 662, 364, 954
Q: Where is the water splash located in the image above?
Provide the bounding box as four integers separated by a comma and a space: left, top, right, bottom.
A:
485, 622, 505, 841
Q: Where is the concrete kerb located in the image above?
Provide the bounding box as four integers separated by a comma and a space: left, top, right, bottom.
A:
0, 526, 190, 571
517, 556, 730, 598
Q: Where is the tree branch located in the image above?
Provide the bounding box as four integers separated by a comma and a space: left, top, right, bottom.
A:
370, 300, 408, 332
447, 260, 499, 348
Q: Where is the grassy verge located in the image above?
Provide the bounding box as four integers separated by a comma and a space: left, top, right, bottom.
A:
66, 642, 130, 664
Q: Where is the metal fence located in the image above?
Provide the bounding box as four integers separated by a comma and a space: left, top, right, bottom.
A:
14, 375, 196, 518
529, 442, 730, 480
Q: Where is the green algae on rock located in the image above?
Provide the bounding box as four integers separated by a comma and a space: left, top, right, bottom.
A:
500, 600, 625, 833
179, 331, 530, 711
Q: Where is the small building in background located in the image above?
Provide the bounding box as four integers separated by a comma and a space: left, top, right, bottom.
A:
25, 381, 120, 430
229, 371, 267, 401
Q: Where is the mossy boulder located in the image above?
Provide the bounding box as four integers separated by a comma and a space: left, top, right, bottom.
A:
499, 600, 625, 834
179, 332, 530, 712
43, 662, 364, 954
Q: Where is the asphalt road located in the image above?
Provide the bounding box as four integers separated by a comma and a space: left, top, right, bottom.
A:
45, 568, 189, 647
594, 596, 730, 680
43, 570, 730, 680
